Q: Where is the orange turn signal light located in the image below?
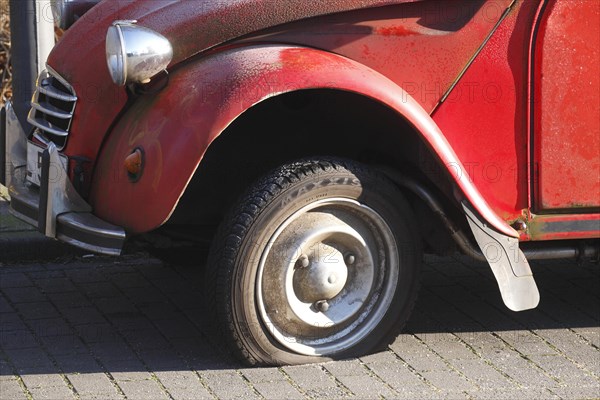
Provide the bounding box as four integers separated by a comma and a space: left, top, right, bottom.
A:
124, 148, 143, 178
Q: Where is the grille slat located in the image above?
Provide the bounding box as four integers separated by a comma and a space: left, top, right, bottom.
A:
27, 68, 77, 150
31, 101, 73, 120
37, 85, 78, 102
28, 117, 70, 137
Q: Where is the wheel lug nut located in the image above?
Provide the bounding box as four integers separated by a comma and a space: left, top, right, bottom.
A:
345, 254, 356, 265
296, 254, 310, 269
314, 300, 330, 313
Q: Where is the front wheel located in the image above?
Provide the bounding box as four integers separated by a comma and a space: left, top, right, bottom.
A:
206, 158, 421, 365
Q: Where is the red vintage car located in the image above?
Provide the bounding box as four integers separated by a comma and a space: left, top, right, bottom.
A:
2, 0, 599, 365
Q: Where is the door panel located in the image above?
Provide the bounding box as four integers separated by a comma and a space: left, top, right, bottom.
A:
533, 0, 600, 212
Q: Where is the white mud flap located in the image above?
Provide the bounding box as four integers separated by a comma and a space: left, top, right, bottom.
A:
463, 203, 540, 311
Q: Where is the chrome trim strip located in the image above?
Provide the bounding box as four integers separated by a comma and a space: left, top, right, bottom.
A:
28, 117, 70, 137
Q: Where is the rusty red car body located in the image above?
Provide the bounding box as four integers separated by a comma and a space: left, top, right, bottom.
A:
2, 0, 598, 365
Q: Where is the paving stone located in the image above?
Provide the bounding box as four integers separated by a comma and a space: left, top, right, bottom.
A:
0, 377, 28, 399
123, 329, 171, 351
61, 306, 108, 325
468, 388, 560, 399
108, 314, 154, 332
136, 348, 187, 371
117, 379, 170, 400
79, 391, 123, 400
336, 374, 396, 399
241, 367, 286, 383
359, 349, 399, 364
531, 328, 600, 377
155, 370, 213, 400
35, 277, 78, 294
453, 331, 557, 390
67, 373, 121, 399
321, 359, 366, 377
2, 287, 46, 303
0, 312, 27, 332
138, 302, 181, 321
93, 297, 138, 316
5, 347, 56, 371
526, 352, 599, 388
0, 272, 33, 288
110, 272, 152, 290
88, 341, 139, 363
0, 330, 38, 350
254, 380, 305, 400
0, 297, 14, 313
100, 357, 146, 373
29, 317, 72, 338
78, 282, 122, 299
15, 301, 60, 320
153, 316, 201, 340
161, 384, 214, 399
111, 371, 154, 382
54, 354, 103, 374
169, 292, 205, 312
284, 365, 338, 388
365, 361, 437, 397
41, 335, 88, 357
20, 374, 73, 396
416, 333, 480, 361
419, 369, 478, 393
393, 337, 454, 374
0, 359, 13, 376
123, 286, 169, 306
65, 269, 106, 284
201, 370, 260, 400
76, 323, 121, 343
135, 264, 181, 281
302, 385, 348, 399
572, 326, 600, 349
151, 277, 193, 295
549, 385, 600, 399
26, 270, 66, 280
449, 359, 516, 390
46, 291, 91, 309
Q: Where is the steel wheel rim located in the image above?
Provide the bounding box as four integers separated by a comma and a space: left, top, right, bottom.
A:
256, 197, 399, 356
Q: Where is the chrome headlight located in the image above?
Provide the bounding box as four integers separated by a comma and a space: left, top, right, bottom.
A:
51, 0, 100, 30
106, 21, 173, 87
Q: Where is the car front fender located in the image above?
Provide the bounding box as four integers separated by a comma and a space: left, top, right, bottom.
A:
90, 44, 518, 238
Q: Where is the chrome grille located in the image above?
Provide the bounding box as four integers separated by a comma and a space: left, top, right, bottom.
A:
27, 67, 77, 150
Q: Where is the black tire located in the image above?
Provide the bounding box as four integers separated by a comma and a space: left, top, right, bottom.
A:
206, 158, 421, 366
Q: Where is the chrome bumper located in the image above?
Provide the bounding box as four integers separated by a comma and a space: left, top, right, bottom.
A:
2, 101, 126, 256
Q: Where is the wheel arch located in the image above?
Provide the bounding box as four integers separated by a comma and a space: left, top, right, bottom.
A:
172, 89, 455, 229
90, 44, 517, 238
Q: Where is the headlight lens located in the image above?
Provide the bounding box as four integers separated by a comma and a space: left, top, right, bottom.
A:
106, 21, 174, 87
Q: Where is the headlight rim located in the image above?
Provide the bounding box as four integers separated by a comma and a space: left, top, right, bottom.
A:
106, 21, 133, 86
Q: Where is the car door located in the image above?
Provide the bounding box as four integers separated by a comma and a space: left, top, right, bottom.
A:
532, 0, 600, 213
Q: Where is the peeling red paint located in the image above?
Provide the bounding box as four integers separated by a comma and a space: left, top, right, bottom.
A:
375, 26, 418, 36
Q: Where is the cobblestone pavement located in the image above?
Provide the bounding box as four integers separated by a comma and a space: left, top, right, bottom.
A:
0, 253, 598, 400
